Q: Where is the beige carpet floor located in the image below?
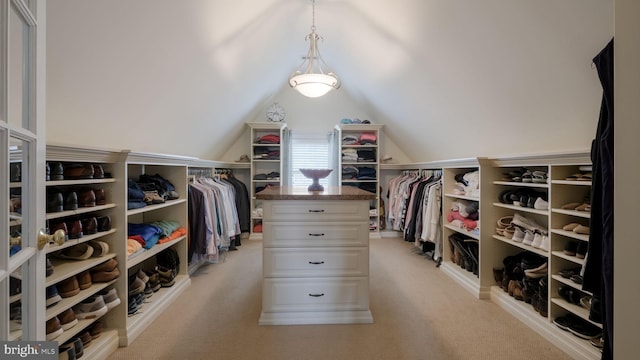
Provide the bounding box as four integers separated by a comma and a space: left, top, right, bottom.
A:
108, 236, 570, 360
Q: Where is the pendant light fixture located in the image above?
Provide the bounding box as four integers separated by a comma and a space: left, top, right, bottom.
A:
289, 0, 340, 98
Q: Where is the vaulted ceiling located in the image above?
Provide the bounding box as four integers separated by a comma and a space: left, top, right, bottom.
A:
46, 0, 613, 162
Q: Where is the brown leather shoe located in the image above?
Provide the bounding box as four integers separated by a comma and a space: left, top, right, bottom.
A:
64, 191, 78, 211
46, 316, 63, 340
49, 221, 69, 241
66, 220, 83, 239
79, 331, 92, 348
58, 308, 78, 330
92, 164, 105, 179
57, 276, 80, 298
78, 189, 96, 207
94, 188, 106, 205
82, 217, 98, 235
91, 267, 120, 283
64, 163, 94, 180
77, 270, 92, 290
91, 258, 118, 273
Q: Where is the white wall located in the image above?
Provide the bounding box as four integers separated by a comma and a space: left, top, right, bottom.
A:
46, 0, 613, 162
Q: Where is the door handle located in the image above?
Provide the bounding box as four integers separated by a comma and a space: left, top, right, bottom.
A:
308, 209, 325, 213
308, 261, 325, 265
308, 293, 325, 297
38, 228, 65, 250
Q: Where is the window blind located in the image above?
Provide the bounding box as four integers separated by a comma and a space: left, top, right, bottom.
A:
290, 131, 330, 187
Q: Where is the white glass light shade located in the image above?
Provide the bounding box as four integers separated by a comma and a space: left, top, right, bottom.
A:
289, 73, 339, 98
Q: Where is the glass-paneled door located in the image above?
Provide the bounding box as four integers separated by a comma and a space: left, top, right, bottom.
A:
1, 0, 46, 341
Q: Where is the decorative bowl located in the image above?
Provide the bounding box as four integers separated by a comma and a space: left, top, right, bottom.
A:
299, 168, 333, 191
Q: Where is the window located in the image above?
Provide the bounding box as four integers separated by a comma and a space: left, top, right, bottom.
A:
290, 131, 330, 187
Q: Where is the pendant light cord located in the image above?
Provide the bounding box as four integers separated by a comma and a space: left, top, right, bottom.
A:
311, 0, 316, 32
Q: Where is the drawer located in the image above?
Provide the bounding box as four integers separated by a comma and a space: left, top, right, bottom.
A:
264, 247, 369, 277
263, 200, 369, 222
263, 222, 370, 248
262, 277, 369, 313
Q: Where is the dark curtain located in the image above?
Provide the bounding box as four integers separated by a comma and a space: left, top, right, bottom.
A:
583, 38, 613, 360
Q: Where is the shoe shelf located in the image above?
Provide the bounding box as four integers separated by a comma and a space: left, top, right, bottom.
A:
549, 229, 589, 242
126, 235, 187, 268
550, 251, 585, 266
46, 254, 117, 287
75, 328, 119, 360
493, 180, 549, 188
46, 204, 116, 221
124, 274, 190, 346
444, 224, 480, 240
551, 208, 591, 219
46, 229, 117, 255
46, 178, 116, 187
550, 298, 602, 328
9, 292, 21, 304
551, 180, 592, 186
551, 275, 593, 297
45, 279, 118, 321
9, 329, 21, 341
492, 234, 548, 257
492, 202, 549, 216
126, 198, 187, 216
443, 193, 479, 202
54, 315, 109, 347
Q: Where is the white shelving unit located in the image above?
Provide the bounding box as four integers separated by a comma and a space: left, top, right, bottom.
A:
41, 144, 123, 360
246, 122, 290, 240
119, 152, 191, 346
335, 124, 384, 236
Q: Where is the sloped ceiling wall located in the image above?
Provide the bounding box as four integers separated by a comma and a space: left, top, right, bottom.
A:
46, 0, 613, 162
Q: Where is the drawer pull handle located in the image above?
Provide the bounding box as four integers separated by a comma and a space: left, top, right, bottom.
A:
309, 293, 325, 297
308, 209, 325, 213
308, 233, 325, 237
309, 261, 325, 265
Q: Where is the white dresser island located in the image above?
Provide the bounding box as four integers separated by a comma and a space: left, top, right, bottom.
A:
256, 186, 376, 325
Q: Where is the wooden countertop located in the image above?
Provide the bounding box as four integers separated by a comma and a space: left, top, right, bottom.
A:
255, 186, 376, 200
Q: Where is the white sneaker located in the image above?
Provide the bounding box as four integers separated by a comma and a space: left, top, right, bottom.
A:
538, 235, 550, 251
73, 295, 108, 319
523, 230, 535, 246
534, 197, 549, 210
531, 233, 543, 248
513, 227, 525, 243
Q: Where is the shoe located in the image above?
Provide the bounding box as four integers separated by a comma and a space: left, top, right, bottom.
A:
538, 235, 550, 251
93, 164, 105, 179
88, 321, 104, 339
64, 163, 94, 179
77, 270, 92, 290
573, 225, 590, 235
64, 191, 79, 211
91, 258, 118, 272
66, 220, 84, 240
58, 342, 76, 360
575, 203, 591, 212
568, 320, 602, 339
522, 230, 535, 246
94, 188, 106, 205
9, 276, 21, 296
562, 222, 580, 231
49, 221, 69, 241
88, 240, 109, 257
143, 190, 165, 204
73, 295, 108, 320
56, 243, 93, 260
62, 337, 83, 359
576, 242, 588, 259
99, 288, 121, 310
10, 163, 21, 182
511, 213, 546, 234
46, 316, 63, 340
156, 265, 177, 287
580, 296, 592, 310
46, 191, 64, 213
147, 271, 161, 292
524, 262, 548, 278
46, 257, 55, 277
49, 162, 64, 180
82, 217, 98, 235
78, 189, 96, 207
533, 197, 548, 210
46, 285, 62, 307
97, 216, 112, 232
78, 331, 93, 349
91, 266, 120, 283
570, 274, 583, 284
531, 233, 543, 248
58, 308, 78, 330
591, 336, 604, 349
563, 241, 578, 256
129, 276, 146, 296
512, 227, 525, 242
558, 286, 582, 305
553, 313, 580, 331
558, 267, 581, 279
57, 276, 80, 298
136, 268, 149, 283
